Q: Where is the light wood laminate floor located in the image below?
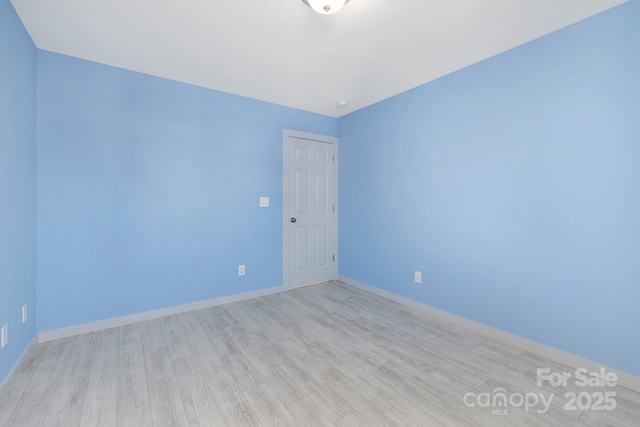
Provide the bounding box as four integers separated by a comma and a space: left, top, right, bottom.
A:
1, 281, 638, 426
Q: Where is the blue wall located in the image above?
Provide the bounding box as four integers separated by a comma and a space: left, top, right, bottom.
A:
0, 0, 37, 384
3, 0, 637, 388
36, 52, 337, 331
339, 1, 640, 377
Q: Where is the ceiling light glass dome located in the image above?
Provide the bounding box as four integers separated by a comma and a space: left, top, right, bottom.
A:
303, 0, 349, 15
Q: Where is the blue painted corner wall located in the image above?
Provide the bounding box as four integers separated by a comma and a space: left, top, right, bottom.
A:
338, 1, 640, 377
2, 0, 638, 388
0, 0, 37, 384
36, 51, 337, 332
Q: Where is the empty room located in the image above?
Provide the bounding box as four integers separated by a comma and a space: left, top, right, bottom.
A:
1, 0, 639, 425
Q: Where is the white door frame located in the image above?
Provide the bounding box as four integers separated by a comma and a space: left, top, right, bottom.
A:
282, 129, 338, 290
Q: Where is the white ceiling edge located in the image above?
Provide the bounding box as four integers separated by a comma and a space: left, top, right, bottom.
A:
11, 0, 628, 118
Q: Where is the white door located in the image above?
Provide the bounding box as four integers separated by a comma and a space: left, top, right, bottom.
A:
283, 130, 337, 289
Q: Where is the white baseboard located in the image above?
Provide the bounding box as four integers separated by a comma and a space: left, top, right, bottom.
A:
0, 334, 38, 393
338, 275, 640, 394
38, 285, 285, 343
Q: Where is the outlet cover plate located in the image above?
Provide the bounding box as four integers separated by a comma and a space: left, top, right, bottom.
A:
1, 324, 8, 349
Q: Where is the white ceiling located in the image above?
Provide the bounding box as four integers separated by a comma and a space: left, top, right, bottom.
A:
11, 0, 627, 117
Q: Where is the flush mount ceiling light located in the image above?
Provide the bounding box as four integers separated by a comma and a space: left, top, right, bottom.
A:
303, 0, 349, 15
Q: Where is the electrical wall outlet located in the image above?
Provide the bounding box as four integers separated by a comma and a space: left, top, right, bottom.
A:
238, 265, 246, 276
22, 304, 28, 324
259, 197, 269, 207
414, 271, 422, 284
1, 324, 8, 349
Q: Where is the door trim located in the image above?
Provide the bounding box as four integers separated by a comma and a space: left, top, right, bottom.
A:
282, 129, 338, 290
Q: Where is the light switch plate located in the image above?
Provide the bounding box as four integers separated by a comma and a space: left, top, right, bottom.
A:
259, 197, 269, 207
22, 304, 28, 324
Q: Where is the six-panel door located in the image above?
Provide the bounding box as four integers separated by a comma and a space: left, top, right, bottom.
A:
285, 136, 335, 288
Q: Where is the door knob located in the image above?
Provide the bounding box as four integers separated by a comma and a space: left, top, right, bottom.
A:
290, 218, 297, 223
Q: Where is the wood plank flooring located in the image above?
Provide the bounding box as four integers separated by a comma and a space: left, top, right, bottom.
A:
1, 281, 638, 426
